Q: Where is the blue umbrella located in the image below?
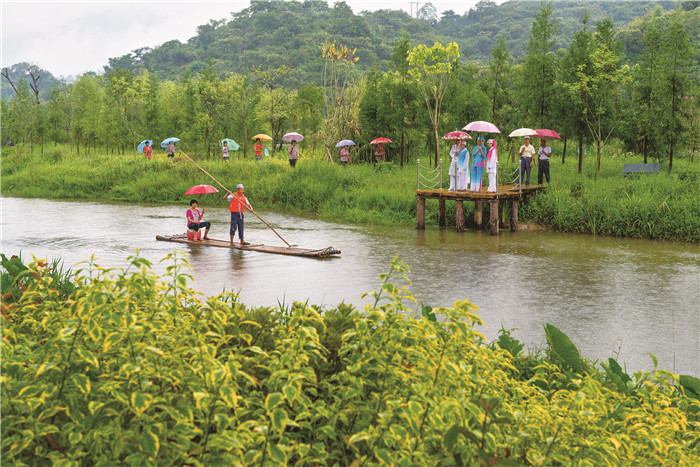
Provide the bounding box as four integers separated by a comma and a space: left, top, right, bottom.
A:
137, 140, 153, 154
335, 140, 356, 148
160, 137, 180, 150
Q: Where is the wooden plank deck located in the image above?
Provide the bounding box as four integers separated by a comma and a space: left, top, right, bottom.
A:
415, 184, 545, 234
156, 234, 341, 258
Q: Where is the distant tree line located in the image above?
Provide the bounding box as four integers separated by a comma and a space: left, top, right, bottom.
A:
2, 3, 698, 173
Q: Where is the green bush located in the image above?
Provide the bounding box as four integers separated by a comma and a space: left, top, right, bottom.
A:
2, 253, 699, 465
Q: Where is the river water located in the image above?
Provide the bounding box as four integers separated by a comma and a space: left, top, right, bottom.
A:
2, 197, 699, 377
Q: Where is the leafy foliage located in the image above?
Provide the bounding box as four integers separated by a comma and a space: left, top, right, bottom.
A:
2, 253, 700, 464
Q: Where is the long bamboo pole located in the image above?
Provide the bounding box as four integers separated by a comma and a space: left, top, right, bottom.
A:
179, 151, 293, 247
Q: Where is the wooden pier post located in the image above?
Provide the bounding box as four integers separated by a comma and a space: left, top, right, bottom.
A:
456, 200, 465, 232
474, 201, 483, 229
510, 199, 519, 232
438, 198, 446, 228
489, 199, 499, 235
417, 196, 426, 230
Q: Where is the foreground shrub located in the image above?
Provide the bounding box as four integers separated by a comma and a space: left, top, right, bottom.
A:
2, 253, 699, 465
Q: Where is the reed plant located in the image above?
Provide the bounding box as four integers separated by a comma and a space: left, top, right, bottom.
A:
2, 145, 698, 241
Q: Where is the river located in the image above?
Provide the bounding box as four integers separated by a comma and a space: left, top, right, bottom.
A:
2, 197, 698, 377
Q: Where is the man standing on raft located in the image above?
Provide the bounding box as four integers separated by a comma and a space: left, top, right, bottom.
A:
225, 184, 253, 245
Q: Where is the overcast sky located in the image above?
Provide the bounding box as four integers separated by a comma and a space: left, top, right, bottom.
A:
1, 0, 486, 78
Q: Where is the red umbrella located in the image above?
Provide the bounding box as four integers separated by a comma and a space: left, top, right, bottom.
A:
370, 137, 392, 144
535, 129, 561, 140
442, 131, 472, 140
463, 121, 501, 134
184, 184, 219, 195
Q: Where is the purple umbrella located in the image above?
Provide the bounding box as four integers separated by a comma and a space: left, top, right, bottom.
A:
463, 121, 501, 134
335, 140, 356, 148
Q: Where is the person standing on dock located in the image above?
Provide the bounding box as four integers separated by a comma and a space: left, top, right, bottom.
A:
486, 139, 498, 193
448, 140, 461, 191
456, 140, 470, 191
186, 200, 211, 240
470, 137, 486, 192
225, 184, 253, 245
537, 138, 552, 184
518, 136, 535, 187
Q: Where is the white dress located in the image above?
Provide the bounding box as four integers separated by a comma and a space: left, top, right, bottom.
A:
448, 144, 460, 191
486, 147, 498, 192
456, 147, 470, 191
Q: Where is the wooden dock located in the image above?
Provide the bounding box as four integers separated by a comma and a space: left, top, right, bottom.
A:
415, 185, 544, 235
156, 234, 341, 258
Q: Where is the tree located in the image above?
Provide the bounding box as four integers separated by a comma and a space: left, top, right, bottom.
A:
487, 36, 514, 130
658, 9, 693, 172
226, 73, 261, 158
630, 11, 663, 163
558, 12, 594, 173
417, 3, 438, 26
519, 1, 559, 127
197, 61, 223, 158
320, 41, 360, 163
408, 41, 460, 167
253, 65, 292, 151
565, 19, 629, 181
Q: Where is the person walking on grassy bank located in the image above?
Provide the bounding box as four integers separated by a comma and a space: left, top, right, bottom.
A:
537, 138, 552, 184
222, 141, 230, 162
166, 141, 176, 158
340, 146, 351, 165
225, 184, 253, 245
288, 140, 299, 168
186, 200, 211, 240
143, 141, 153, 160
254, 138, 263, 162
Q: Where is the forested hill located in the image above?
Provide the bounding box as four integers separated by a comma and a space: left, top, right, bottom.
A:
99, 0, 692, 85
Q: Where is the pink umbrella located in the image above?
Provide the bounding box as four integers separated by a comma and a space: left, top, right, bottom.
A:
184, 184, 219, 195
370, 137, 392, 144
282, 132, 304, 142
463, 121, 501, 134
535, 129, 561, 140
442, 131, 472, 140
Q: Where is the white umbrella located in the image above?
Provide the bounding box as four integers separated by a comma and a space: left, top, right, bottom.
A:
508, 128, 537, 138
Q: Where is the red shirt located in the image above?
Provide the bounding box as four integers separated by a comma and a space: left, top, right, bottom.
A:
254, 143, 263, 156
228, 193, 249, 213
144, 145, 153, 158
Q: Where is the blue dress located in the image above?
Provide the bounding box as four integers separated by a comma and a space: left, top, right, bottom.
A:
470, 144, 486, 191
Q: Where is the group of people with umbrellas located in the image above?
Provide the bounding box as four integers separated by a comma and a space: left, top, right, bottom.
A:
138, 137, 180, 159
443, 121, 560, 192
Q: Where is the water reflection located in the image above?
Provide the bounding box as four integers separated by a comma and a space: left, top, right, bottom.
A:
1, 197, 698, 377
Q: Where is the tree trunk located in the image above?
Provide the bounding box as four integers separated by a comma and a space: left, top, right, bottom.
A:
562, 137, 567, 164
578, 134, 584, 175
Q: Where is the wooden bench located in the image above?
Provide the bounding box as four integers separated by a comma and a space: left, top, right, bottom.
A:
623, 163, 661, 176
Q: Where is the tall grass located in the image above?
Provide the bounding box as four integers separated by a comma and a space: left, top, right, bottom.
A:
2, 145, 698, 241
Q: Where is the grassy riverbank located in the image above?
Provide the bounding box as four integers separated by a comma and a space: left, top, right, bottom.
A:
1, 146, 698, 241
2, 253, 699, 464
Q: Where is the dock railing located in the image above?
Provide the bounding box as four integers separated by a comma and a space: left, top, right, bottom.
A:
416, 158, 443, 190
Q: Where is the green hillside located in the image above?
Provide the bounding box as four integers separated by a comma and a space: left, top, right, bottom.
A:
102, 0, 688, 86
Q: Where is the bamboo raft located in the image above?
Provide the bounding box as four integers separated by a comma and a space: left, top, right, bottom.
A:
156, 234, 341, 258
